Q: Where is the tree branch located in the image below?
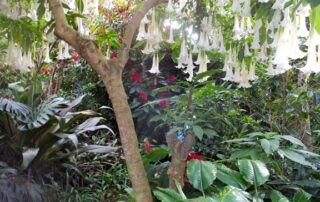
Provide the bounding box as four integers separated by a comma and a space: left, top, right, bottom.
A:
117, 0, 167, 67
48, 0, 108, 77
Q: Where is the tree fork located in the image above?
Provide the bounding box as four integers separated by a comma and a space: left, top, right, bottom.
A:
48, 0, 167, 201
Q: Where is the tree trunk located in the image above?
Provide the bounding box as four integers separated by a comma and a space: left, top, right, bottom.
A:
102, 68, 152, 201
166, 131, 194, 189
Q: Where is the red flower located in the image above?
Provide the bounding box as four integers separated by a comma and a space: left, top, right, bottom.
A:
118, 36, 123, 44
144, 139, 152, 153
130, 70, 143, 83
72, 53, 80, 62
186, 151, 204, 161
117, 8, 125, 15
150, 79, 157, 89
138, 90, 148, 102
126, 59, 134, 67
41, 66, 52, 75
159, 99, 169, 108
167, 75, 176, 83
111, 51, 117, 59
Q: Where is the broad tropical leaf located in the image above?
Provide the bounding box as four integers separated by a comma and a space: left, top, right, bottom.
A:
153, 188, 184, 202
293, 189, 311, 202
270, 190, 289, 202
260, 138, 279, 156
238, 160, 269, 186
277, 148, 315, 169
216, 163, 248, 190
20, 96, 68, 130
187, 160, 217, 192
217, 186, 250, 202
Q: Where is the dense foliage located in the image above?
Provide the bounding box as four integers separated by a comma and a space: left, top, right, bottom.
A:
1, 0, 320, 201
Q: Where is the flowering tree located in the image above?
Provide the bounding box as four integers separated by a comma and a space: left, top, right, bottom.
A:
1, 0, 320, 201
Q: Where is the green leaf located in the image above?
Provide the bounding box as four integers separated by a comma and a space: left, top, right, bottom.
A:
37, 0, 46, 19
76, 0, 84, 13
193, 125, 204, 140
187, 160, 217, 192
277, 148, 315, 169
153, 188, 184, 202
216, 163, 248, 190
145, 147, 170, 162
260, 139, 271, 156
217, 186, 250, 202
276, 135, 306, 148
189, 197, 218, 202
293, 189, 311, 202
21, 148, 39, 170
238, 160, 269, 186
270, 190, 289, 202
310, 5, 320, 34
260, 138, 279, 156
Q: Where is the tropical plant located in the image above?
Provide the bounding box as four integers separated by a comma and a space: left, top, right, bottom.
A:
0, 95, 116, 171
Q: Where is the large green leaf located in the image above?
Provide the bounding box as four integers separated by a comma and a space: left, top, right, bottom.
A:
20, 96, 68, 131
270, 190, 289, 202
145, 147, 170, 162
193, 125, 204, 140
216, 163, 248, 190
238, 160, 269, 186
153, 188, 184, 202
187, 160, 217, 192
293, 189, 311, 202
275, 135, 306, 148
189, 197, 218, 202
277, 148, 315, 169
217, 186, 250, 202
260, 138, 279, 156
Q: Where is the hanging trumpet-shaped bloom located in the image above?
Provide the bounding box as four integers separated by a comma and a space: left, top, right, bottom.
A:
300, 30, 320, 74
179, 40, 188, 64
242, 0, 251, 17
269, 9, 282, 30
77, 18, 84, 35
166, 0, 175, 13
238, 63, 251, 88
137, 23, 147, 40
248, 62, 258, 81
148, 53, 160, 74
244, 41, 252, 57
231, 0, 242, 13
167, 23, 175, 44
57, 41, 64, 60
288, 19, 306, 60
272, 0, 289, 10
297, 16, 309, 37
233, 16, 242, 40
44, 44, 52, 63
251, 19, 262, 49
63, 43, 71, 59
258, 42, 268, 61
184, 51, 195, 81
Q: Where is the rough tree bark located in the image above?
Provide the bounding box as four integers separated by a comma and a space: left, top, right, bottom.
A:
166, 87, 195, 189
47, 0, 166, 201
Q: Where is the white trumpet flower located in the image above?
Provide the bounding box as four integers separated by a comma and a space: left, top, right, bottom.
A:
184, 51, 195, 81
149, 53, 160, 74
57, 41, 64, 60
63, 43, 71, 59
166, 0, 175, 13
44, 44, 52, 63
300, 30, 320, 74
